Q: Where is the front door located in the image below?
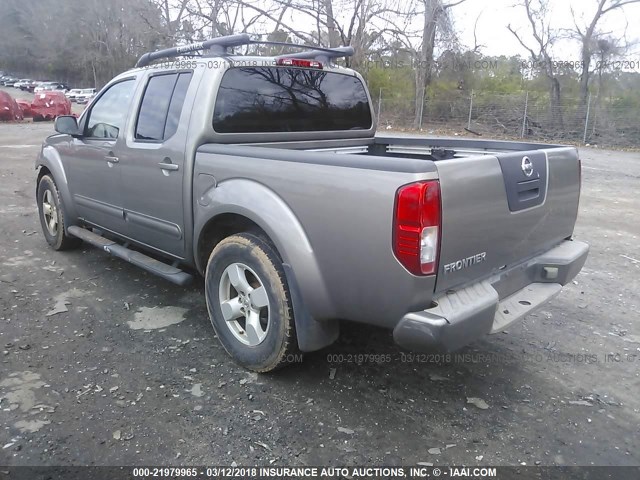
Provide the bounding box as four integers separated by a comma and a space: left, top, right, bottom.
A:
119, 71, 194, 258
65, 78, 136, 235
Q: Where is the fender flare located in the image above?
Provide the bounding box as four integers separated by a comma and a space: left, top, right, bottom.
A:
194, 178, 339, 352
36, 145, 78, 230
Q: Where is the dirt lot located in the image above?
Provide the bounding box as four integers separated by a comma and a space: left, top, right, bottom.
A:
0, 122, 638, 468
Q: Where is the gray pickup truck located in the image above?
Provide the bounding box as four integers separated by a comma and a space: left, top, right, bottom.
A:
35, 34, 589, 371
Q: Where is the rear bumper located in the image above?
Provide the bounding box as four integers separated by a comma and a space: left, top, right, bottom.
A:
393, 239, 589, 352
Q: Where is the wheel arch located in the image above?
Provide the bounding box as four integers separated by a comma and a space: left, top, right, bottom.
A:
36, 165, 51, 184
36, 145, 78, 228
193, 179, 339, 352
196, 213, 266, 273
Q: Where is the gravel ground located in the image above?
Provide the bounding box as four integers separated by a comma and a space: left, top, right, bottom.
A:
0, 121, 638, 467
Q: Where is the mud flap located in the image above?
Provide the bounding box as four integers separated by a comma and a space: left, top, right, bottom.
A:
283, 263, 339, 352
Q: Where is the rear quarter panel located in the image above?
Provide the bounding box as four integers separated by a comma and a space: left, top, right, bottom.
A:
194, 145, 440, 327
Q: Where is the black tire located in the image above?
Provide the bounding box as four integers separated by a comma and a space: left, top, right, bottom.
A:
37, 174, 81, 250
205, 233, 299, 372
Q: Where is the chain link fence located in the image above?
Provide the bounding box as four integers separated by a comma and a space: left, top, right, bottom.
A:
372, 88, 640, 148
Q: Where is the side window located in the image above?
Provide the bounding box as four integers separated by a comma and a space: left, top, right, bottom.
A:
135, 72, 192, 142
85, 79, 135, 139
164, 73, 193, 139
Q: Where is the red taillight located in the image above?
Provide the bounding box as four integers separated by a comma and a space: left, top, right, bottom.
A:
393, 181, 441, 275
276, 58, 323, 69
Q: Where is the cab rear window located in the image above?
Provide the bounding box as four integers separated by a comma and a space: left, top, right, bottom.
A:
213, 67, 372, 133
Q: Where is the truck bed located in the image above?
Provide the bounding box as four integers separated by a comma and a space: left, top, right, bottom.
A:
247, 134, 564, 160
195, 133, 580, 322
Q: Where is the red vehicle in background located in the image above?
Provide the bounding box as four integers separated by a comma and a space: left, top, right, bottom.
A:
15, 99, 33, 118
31, 91, 71, 121
0, 91, 24, 121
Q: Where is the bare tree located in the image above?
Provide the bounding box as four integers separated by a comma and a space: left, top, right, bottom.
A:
571, 0, 640, 110
471, 12, 486, 53
508, 0, 564, 130
185, 0, 241, 38
181, 0, 302, 47
241, 0, 410, 68
412, 0, 464, 128
148, 0, 191, 40
324, 0, 340, 47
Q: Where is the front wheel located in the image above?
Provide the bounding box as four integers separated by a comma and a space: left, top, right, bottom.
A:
205, 233, 299, 372
37, 174, 81, 250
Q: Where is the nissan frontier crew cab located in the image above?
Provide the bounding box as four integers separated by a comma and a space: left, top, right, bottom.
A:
35, 34, 589, 372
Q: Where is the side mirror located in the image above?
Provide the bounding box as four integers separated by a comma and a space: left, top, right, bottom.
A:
54, 115, 80, 136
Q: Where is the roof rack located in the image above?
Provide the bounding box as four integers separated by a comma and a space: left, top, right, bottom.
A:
134, 34, 354, 68
260, 41, 354, 64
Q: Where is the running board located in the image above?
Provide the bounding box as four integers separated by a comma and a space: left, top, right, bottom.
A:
67, 226, 193, 286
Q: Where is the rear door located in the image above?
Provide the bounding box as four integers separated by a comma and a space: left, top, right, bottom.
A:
65, 78, 136, 234
119, 71, 194, 258
435, 147, 581, 292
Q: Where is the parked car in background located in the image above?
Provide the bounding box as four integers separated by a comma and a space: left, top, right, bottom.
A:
65, 89, 82, 101
26, 80, 45, 92
15, 98, 32, 118
14, 79, 32, 89
34, 82, 59, 93
3, 77, 18, 87
33, 82, 51, 93
47, 83, 69, 93
19, 80, 35, 91
0, 91, 24, 121
74, 88, 96, 104
31, 91, 71, 121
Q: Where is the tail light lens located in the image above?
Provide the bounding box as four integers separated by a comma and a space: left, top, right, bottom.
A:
393, 180, 441, 275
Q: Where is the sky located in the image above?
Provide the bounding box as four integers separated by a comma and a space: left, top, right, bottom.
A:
451, 0, 640, 58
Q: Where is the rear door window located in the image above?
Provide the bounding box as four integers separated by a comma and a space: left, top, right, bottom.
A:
163, 73, 193, 139
213, 67, 372, 133
135, 72, 193, 142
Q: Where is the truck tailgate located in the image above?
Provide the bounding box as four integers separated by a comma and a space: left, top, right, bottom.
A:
435, 147, 580, 293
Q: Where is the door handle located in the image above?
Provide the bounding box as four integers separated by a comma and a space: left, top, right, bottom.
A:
105, 155, 119, 163
158, 162, 179, 171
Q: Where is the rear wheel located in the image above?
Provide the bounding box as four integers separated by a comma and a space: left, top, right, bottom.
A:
37, 175, 81, 250
205, 233, 299, 372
